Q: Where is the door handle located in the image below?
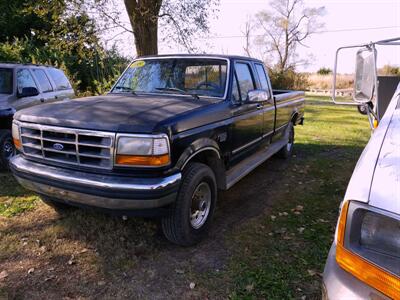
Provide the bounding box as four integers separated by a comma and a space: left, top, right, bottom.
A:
256, 103, 263, 110
40, 98, 45, 103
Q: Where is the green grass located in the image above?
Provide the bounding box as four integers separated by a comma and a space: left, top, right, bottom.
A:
202, 95, 370, 299
0, 175, 39, 217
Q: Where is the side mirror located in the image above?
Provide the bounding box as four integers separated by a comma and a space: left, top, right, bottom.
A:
246, 89, 269, 103
18, 87, 39, 98
354, 47, 376, 103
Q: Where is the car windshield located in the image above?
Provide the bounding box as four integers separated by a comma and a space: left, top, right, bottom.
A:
112, 58, 228, 98
0, 68, 12, 94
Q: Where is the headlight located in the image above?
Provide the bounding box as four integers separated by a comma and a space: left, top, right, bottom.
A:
336, 201, 400, 299
115, 134, 170, 167
12, 121, 21, 150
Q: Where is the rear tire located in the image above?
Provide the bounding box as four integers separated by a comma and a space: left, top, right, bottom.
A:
161, 162, 217, 246
0, 129, 14, 171
357, 105, 368, 115
277, 123, 294, 159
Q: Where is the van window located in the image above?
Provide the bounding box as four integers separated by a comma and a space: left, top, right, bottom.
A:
0, 68, 12, 94
32, 69, 53, 92
48, 68, 71, 90
235, 62, 255, 101
17, 69, 37, 95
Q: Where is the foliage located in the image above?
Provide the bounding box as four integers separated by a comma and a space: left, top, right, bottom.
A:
378, 64, 400, 76
317, 67, 332, 75
268, 67, 309, 90
86, 0, 219, 55
254, 0, 325, 71
0, 0, 129, 95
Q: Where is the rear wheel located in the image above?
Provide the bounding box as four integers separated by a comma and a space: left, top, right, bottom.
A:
0, 129, 14, 171
161, 162, 217, 246
357, 105, 368, 115
277, 123, 294, 159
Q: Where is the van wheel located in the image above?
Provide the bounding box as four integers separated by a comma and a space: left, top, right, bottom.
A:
40, 195, 73, 214
357, 105, 368, 115
0, 129, 14, 171
277, 123, 294, 159
161, 162, 217, 246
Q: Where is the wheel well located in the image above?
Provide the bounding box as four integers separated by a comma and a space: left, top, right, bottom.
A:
182, 149, 226, 189
0, 116, 13, 130
291, 112, 299, 125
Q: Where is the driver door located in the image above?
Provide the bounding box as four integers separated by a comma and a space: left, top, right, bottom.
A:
12, 68, 42, 111
230, 61, 263, 159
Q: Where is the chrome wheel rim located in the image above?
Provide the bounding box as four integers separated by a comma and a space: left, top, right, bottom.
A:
190, 182, 211, 229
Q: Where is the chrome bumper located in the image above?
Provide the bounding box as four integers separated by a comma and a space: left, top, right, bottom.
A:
322, 243, 390, 300
10, 155, 181, 210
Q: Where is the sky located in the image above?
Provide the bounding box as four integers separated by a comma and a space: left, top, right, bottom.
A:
110, 0, 400, 73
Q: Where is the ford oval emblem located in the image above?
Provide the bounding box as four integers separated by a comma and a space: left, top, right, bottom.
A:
53, 143, 64, 151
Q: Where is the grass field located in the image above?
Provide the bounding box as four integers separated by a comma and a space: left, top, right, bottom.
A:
0, 95, 370, 299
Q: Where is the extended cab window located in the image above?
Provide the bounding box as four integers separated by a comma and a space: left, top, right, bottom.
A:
32, 69, 53, 92
48, 68, 71, 90
255, 64, 271, 99
235, 62, 255, 101
17, 69, 37, 95
0, 68, 12, 94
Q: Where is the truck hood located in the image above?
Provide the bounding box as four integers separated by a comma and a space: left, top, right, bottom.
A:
14, 94, 215, 133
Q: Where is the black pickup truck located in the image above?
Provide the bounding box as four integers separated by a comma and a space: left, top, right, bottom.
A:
10, 55, 304, 245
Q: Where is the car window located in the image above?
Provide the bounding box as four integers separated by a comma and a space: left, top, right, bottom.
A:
255, 64, 271, 99
32, 69, 53, 92
17, 69, 37, 95
231, 75, 240, 102
0, 68, 12, 94
48, 68, 71, 90
235, 62, 255, 101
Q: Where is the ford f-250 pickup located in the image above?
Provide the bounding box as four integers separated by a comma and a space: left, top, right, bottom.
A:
10, 55, 304, 246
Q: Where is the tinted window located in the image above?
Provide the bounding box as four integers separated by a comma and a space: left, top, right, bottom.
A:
231, 75, 240, 102
32, 69, 53, 92
112, 59, 228, 98
255, 64, 271, 99
48, 68, 71, 90
17, 69, 37, 94
235, 62, 255, 101
0, 68, 12, 94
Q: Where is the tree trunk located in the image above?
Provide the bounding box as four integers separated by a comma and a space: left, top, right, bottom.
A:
124, 0, 162, 56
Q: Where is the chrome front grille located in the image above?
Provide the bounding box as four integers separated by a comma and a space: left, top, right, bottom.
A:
19, 122, 115, 169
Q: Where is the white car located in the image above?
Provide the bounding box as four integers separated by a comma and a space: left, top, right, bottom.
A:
322, 83, 400, 299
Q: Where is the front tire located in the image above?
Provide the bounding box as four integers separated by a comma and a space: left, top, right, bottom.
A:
161, 162, 217, 246
277, 123, 294, 159
0, 129, 14, 171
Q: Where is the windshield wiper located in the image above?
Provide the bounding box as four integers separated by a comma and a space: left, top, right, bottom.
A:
113, 86, 137, 95
155, 87, 199, 100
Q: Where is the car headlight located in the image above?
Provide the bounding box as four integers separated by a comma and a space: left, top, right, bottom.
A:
336, 200, 400, 299
12, 121, 22, 150
115, 134, 170, 167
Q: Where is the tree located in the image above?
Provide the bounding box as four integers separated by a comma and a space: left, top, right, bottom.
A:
254, 0, 325, 71
317, 67, 332, 75
86, 0, 219, 56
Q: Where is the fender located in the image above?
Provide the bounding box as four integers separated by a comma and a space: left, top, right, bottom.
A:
175, 137, 221, 170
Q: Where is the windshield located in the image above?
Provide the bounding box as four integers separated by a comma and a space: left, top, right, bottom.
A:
0, 68, 12, 94
112, 58, 228, 98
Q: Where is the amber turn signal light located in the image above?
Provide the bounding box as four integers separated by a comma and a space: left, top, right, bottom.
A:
335, 201, 400, 300
115, 154, 170, 166
13, 138, 22, 150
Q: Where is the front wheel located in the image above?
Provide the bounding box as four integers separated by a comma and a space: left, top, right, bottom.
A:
161, 162, 217, 246
277, 123, 294, 159
0, 129, 14, 171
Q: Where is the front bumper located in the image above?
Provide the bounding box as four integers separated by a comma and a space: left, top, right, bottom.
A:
10, 155, 181, 211
322, 243, 390, 300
